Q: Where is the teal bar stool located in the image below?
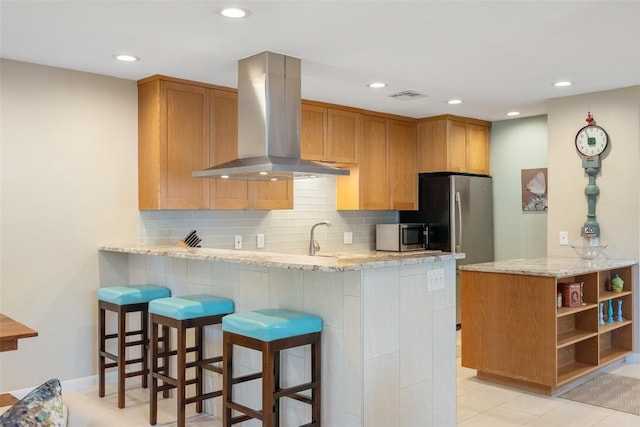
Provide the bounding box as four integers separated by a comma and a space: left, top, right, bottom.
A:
149, 295, 234, 427
97, 284, 171, 409
222, 309, 322, 427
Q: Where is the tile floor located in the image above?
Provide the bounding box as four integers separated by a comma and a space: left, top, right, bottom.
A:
43, 332, 640, 426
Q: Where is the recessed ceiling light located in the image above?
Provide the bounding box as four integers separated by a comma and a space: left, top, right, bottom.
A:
554, 81, 572, 87
270, 178, 278, 182
447, 99, 462, 105
506, 111, 520, 116
221, 175, 230, 179
368, 82, 387, 89
113, 54, 140, 62
218, 7, 250, 18
259, 171, 268, 176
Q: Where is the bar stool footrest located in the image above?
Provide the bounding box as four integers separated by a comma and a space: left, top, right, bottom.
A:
185, 390, 222, 405
225, 400, 263, 421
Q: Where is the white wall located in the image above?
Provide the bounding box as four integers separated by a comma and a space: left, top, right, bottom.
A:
0, 59, 139, 390
547, 86, 640, 351
547, 86, 640, 260
490, 115, 548, 260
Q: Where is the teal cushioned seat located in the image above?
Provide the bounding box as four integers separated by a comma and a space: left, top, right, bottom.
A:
97, 285, 171, 305
222, 309, 323, 342
149, 295, 234, 320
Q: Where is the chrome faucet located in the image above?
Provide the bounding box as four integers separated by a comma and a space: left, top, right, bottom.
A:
309, 221, 331, 255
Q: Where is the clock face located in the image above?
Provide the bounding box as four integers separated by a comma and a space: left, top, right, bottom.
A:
575, 125, 608, 157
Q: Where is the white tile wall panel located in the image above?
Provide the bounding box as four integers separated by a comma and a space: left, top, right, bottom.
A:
400, 380, 433, 427
363, 352, 400, 427
363, 267, 400, 360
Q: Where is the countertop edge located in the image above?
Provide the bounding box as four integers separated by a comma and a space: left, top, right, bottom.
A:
458, 257, 638, 277
99, 246, 464, 272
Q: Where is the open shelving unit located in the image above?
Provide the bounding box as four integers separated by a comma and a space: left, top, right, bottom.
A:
461, 261, 635, 394
555, 266, 633, 386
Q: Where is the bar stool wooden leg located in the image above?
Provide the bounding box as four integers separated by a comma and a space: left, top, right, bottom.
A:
150, 320, 159, 426
223, 334, 233, 427
117, 305, 126, 409
177, 321, 187, 427
312, 338, 322, 425
161, 325, 170, 399
98, 305, 106, 398
142, 309, 149, 389
195, 325, 204, 414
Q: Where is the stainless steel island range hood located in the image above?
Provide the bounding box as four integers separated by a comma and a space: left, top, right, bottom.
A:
193, 51, 349, 180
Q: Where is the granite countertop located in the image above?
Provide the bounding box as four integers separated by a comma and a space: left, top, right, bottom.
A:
99, 245, 464, 272
458, 257, 637, 277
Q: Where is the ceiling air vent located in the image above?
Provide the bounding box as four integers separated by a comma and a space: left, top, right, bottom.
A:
388, 90, 427, 101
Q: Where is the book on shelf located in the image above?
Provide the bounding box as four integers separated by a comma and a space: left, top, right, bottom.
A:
559, 282, 583, 308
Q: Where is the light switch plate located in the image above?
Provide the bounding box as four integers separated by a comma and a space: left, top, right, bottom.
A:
427, 268, 445, 292
234, 235, 242, 250
559, 231, 569, 246
257, 234, 265, 249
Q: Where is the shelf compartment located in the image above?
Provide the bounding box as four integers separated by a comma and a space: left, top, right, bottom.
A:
599, 266, 633, 296
557, 303, 597, 318
599, 319, 632, 334
557, 307, 598, 348
599, 323, 632, 365
599, 290, 632, 302
557, 337, 598, 385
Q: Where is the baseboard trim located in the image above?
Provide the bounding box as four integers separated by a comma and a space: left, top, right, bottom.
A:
7, 375, 103, 400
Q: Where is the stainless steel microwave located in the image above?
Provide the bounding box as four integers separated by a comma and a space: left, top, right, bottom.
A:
376, 223, 427, 252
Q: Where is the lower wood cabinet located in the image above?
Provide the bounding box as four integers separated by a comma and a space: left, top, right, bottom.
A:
461, 263, 634, 394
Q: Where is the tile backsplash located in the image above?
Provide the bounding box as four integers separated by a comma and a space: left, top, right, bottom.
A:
139, 175, 398, 254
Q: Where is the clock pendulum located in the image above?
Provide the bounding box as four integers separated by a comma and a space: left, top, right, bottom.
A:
575, 112, 609, 241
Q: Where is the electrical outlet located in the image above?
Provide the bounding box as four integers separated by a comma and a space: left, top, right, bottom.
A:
257, 234, 265, 249
559, 231, 569, 246
344, 231, 353, 245
234, 235, 242, 250
427, 268, 445, 291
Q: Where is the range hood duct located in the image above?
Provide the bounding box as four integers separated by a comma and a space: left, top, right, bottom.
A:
193, 51, 349, 180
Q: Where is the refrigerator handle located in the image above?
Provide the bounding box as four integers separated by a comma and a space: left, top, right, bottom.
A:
455, 191, 462, 252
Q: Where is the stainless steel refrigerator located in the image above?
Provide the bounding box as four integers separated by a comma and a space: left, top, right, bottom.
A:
400, 173, 494, 327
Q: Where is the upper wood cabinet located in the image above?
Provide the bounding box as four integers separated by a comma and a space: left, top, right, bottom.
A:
138, 76, 292, 210
301, 102, 359, 164
300, 103, 327, 161
337, 116, 417, 210
388, 120, 418, 210
138, 79, 209, 210
418, 115, 491, 175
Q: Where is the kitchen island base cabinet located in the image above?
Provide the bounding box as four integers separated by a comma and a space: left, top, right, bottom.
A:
461, 261, 634, 395
99, 248, 459, 426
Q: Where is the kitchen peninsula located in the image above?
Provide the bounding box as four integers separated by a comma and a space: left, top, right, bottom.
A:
99, 246, 462, 426
460, 257, 636, 395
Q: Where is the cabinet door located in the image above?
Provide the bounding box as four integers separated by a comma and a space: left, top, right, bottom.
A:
466, 124, 490, 175
359, 115, 389, 210
250, 180, 293, 210
417, 119, 447, 172
327, 109, 359, 164
389, 120, 418, 210
209, 90, 249, 210
301, 104, 327, 161
138, 79, 209, 210
447, 120, 468, 172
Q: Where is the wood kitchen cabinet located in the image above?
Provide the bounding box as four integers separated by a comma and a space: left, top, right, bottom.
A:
337, 116, 417, 210
461, 261, 634, 394
138, 78, 209, 210
301, 102, 359, 164
138, 75, 292, 210
418, 115, 491, 175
